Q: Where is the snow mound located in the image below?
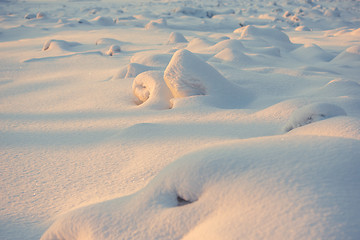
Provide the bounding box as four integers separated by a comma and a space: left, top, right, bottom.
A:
167, 32, 188, 44
234, 25, 295, 50
90, 16, 114, 26
284, 103, 347, 132
130, 53, 172, 67
42, 39, 81, 51
316, 79, 360, 97
116, 63, 157, 79
292, 43, 334, 62
288, 116, 360, 140
145, 18, 167, 30
132, 71, 173, 109
186, 38, 213, 52
213, 48, 253, 64
164, 49, 252, 108
106, 45, 121, 56
331, 45, 360, 63
41, 136, 360, 240
209, 39, 245, 52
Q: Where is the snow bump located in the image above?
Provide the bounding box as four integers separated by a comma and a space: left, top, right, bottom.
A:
284, 103, 347, 132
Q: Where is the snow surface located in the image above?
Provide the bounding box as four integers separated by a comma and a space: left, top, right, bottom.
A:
1, 0, 360, 239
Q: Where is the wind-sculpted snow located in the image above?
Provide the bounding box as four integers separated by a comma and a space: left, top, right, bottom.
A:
132, 71, 173, 110
41, 136, 360, 240
1, 0, 360, 239
164, 49, 252, 109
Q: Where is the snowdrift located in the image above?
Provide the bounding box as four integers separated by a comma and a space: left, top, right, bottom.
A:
41, 136, 360, 240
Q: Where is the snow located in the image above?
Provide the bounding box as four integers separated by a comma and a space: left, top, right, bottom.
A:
132, 70, 173, 109
1, 0, 360, 239
167, 32, 188, 44
164, 49, 252, 108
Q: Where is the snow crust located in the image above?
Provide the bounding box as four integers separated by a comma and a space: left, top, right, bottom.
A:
1, 0, 360, 239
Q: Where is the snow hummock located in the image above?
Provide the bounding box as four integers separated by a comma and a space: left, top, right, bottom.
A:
284, 103, 347, 132
292, 43, 334, 62
167, 32, 188, 44
132, 71, 173, 110
42, 39, 81, 52
164, 49, 252, 108
234, 25, 295, 50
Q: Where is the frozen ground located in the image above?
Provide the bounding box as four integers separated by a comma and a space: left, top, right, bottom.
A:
1, 0, 360, 239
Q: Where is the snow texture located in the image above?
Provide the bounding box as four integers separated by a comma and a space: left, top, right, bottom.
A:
41, 136, 360, 240
1, 0, 360, 239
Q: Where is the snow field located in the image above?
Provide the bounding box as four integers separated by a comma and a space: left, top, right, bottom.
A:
1, 0, 360, 239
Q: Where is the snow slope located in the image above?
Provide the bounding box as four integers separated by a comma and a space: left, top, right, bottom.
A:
1, 0, 359, 239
